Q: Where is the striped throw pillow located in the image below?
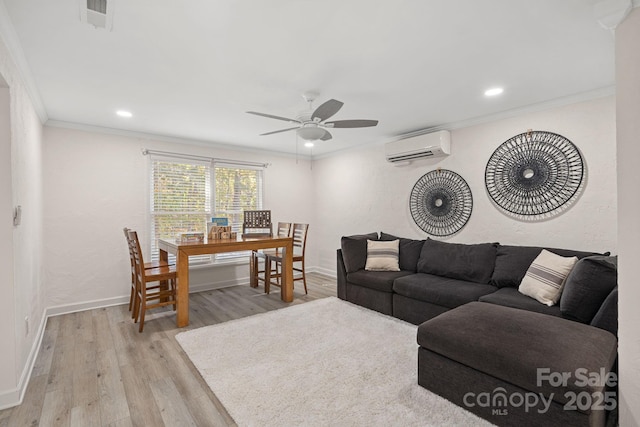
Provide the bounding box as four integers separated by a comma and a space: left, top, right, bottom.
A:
519, 249, 578, 306
365, 239, 400, 271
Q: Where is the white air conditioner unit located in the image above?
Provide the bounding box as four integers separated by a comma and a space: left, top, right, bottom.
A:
385, 130, 451, 163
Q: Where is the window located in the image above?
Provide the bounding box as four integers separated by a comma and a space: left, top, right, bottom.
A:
149, 154, 264, 263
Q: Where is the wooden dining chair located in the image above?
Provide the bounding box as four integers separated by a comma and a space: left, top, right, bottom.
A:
124, 227, 174, 315
264, 223, 309, 295
128, 230, 178, 332
252, 222, 292, 289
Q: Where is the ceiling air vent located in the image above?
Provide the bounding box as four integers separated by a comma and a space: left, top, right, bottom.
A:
80, 0, 114, 30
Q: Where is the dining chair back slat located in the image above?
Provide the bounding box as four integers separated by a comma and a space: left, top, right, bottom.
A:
264, 223, 309, 295
124, 227, 174, 315
252, 222, 293, 289
128, 230, 178, 332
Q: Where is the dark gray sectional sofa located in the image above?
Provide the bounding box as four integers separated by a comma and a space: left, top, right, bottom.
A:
336, 232, 618, 427
337, 232, 617, 333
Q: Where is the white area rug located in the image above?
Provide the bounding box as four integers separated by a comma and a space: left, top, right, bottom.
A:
176, 297, 492, 426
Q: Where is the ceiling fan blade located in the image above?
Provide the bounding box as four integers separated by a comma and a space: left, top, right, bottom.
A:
247, 111, 301, 124
260, 127, 299, 136
325, 119, 378, 128
320, 129, 333, 141
312, 99, 344, 122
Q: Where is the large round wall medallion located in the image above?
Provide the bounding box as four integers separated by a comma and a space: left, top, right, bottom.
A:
409, 169, 473, 236
484, 131, 584, 216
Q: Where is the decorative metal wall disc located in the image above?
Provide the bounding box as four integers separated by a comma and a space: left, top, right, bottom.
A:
485, 131, 583, 216
409, 169, 473, 236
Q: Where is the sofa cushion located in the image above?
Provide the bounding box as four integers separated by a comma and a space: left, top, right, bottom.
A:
346, 269, 413, 293
590, 287, 618, 335
560, 255, 617, 323
393, 273, 497, 309
365, 239, 400, 271
518, 249, 578, 306
340, 232, 379, 273
490, 245, 608, 288
478, 287, 562, 317
379, 232, 425, 272
417, 302, 618, 408
416, 239, 498, 284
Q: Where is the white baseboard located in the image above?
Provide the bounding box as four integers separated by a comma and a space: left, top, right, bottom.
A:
0, 384, 20, 411
310, 266, 336, 278
0, 266, 332, 410
47, 295, 131, 317
45, 278, 249, 318
0, 311, 48, 411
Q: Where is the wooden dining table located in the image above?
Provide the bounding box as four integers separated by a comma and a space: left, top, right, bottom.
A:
158, 235, 294, 327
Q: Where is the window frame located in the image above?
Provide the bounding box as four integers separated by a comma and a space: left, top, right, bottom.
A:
147, 152, 266, 265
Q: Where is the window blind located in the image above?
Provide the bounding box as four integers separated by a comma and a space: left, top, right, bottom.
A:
148, 154, 265, 264
150, 156, 211, 263
213, 163, 264, 259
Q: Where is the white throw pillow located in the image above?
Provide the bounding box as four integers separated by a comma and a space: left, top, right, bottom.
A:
365, 239, 400, 271
519, 249, 578, 306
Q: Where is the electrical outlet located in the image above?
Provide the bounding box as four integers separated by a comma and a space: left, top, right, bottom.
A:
24, 316, 29, 336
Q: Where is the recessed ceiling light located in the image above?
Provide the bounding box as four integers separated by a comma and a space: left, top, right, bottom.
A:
484, 87, 504, 97
116, 110, 133, 118
304, 142, 314, 148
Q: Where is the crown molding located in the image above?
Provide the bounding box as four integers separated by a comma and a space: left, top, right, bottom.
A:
315, 85, 616, 161
594, 0, 634, 30
47, 84, 614, 163
0, 0, 48, 123
406, 85, 616, 134
44, 120, 313, 160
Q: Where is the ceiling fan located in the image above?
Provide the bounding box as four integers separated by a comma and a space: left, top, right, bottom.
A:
246, 92, 378, 141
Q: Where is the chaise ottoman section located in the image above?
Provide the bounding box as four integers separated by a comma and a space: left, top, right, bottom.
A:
417, 302, 617, 427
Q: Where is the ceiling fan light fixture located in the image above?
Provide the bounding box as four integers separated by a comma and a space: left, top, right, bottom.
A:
297, 126, 326, 141
248, 94, 378, 142
304, 141, 314, 148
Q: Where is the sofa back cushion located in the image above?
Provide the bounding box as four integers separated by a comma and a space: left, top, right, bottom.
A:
379, 232, 425, 272
490, 245, 608, 288
590, 287, 618, 336
560, 255, 617, 323
417, 239, 498, 284
340, 233, 379, 273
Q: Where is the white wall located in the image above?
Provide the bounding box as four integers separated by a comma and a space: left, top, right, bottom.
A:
313, 96, 617, 272
0, 77, 16, 405
616, 7, 640, 426
0, 36, 45, 408
42, 126, 317, 312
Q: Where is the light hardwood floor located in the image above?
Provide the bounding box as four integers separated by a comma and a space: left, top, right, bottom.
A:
0, 273, 337, 427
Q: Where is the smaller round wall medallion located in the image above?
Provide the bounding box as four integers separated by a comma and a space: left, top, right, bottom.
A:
409, 169, 473, 236
484, 130, 584, 216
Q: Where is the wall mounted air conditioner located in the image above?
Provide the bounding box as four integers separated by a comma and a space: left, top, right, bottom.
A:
385, 130, 451, 163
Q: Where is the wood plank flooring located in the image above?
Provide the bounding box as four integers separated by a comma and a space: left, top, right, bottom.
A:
0, 273, 337, 427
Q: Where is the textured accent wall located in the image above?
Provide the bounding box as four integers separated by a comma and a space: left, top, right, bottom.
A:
313, 96, 617, 272
616, 6, 640, 426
